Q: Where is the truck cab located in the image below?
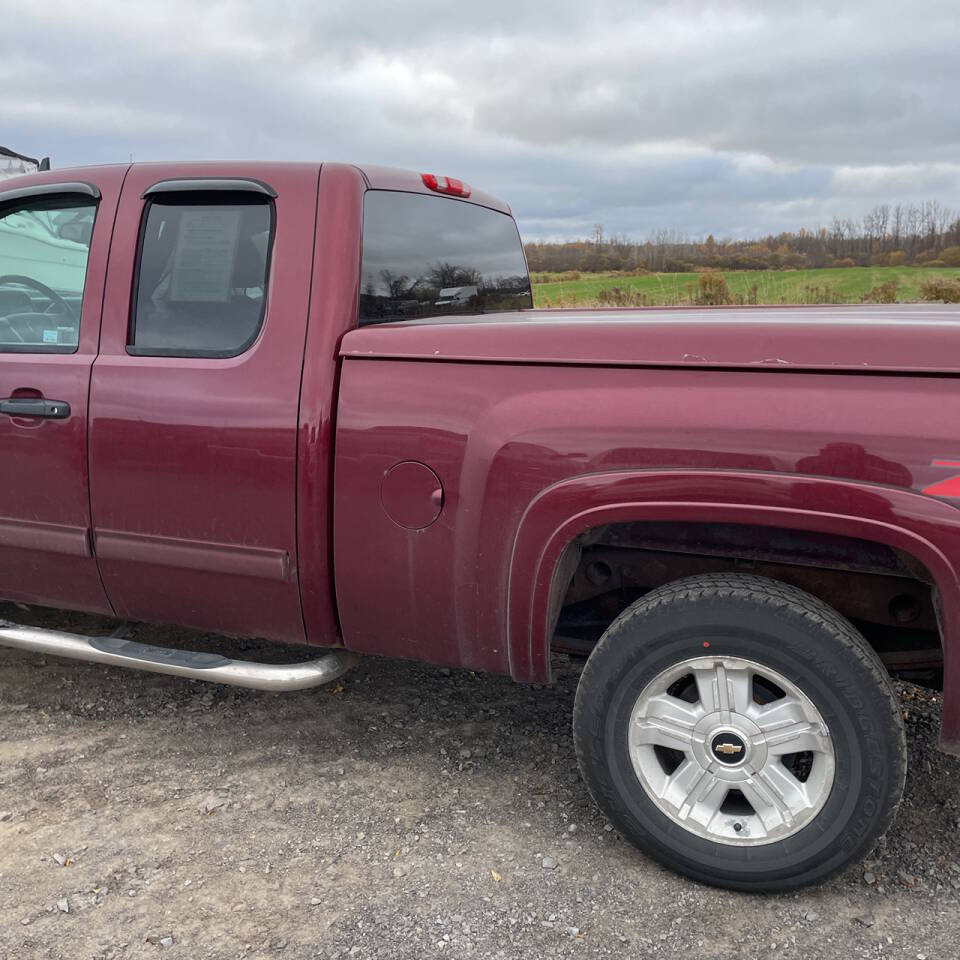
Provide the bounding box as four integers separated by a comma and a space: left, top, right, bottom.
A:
0, 162, 530, 645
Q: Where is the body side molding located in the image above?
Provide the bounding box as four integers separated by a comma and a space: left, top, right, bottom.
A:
0, 517, 91, 557
94, 530, 292, 581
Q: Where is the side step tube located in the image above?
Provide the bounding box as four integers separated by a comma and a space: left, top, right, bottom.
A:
0, 619, 357, 691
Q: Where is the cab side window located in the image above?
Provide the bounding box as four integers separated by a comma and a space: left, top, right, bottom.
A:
129, 196, 274, 357
0, 196, 97, 353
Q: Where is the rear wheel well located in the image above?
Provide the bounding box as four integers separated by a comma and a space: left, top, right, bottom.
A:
551, 520, 944, 688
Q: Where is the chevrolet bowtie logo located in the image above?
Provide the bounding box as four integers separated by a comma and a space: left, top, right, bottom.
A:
715, 742, 743, 755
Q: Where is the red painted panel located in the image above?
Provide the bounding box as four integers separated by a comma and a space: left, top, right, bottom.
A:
0, 165, 127, 614
296, 164, 367, 647
88, 163, 320, 641
333, 357, 960, 751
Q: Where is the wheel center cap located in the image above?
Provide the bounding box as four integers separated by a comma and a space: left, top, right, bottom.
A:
690, 713, 764, 777
710, 731, 747, 765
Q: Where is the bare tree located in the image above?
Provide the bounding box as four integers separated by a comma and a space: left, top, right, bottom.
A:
523, 199, 959, 274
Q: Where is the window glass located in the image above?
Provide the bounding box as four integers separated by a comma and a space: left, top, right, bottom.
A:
130, 198, 273, 357
0, 196, 96, 352
359, 191, 532, 325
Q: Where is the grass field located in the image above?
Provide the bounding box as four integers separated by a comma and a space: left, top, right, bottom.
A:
531, 265, 960, 307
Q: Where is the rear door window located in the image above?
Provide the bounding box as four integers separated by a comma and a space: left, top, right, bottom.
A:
130, 197, 273, 357
359, 191, 531, 325
0, 196, 97, 352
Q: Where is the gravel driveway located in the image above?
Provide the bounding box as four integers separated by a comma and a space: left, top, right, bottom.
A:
1, 602, 959, 959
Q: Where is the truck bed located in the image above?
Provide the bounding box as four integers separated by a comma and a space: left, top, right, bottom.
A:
343, 304, 960, 375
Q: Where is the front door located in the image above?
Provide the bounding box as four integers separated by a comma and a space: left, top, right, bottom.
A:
0, 170, 125, 614
87, 164, 319, 642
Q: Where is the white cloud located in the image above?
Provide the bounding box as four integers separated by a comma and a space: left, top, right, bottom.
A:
1, 0, 958, 239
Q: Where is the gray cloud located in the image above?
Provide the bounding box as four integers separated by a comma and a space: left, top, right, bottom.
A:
1, 0, 958, 239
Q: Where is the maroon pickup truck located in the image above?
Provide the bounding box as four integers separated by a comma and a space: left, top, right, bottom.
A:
2, 161, 959, 892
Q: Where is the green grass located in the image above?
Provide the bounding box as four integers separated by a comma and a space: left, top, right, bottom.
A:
531, 266, 960, 308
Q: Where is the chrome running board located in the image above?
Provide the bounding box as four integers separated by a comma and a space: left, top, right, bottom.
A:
0, 618, 357, 691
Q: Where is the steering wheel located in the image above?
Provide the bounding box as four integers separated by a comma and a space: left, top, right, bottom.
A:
0, 275, 76, 319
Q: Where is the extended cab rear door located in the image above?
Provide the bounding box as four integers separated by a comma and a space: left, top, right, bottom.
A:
87, 164, 319, 642
0, 169, 125, 614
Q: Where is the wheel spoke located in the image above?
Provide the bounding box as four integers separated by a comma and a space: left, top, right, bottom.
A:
738, 778, 783, 834
692, 661, 752, 717
756, 697, 830, 755
632, 693, 700, 750
740, 772, 796, 835
765, 720, 830, 755
660, 760, 726, 826
725, 665, 754, 715
692, 664, 722, 713
762, 761, 811, 813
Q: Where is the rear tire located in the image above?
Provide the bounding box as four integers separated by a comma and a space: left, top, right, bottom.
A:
573, 574, 906, 891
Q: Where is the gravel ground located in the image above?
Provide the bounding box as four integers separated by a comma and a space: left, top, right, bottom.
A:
1, 602, 959, 960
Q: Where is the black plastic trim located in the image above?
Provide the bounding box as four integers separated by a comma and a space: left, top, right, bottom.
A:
0, 343, 76, 355
0, 397, 71, 419
0, 181, 100, 206
125, 344, 258, 360
142, 177, 278, 199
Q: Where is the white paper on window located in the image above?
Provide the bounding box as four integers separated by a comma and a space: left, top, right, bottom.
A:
169, 208, 242, 302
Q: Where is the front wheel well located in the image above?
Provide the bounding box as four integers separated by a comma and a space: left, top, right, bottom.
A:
550, 520, 944, 688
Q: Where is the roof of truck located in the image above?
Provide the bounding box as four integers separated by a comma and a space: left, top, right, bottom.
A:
0, 161, 512, 215
354, 164, 511, 214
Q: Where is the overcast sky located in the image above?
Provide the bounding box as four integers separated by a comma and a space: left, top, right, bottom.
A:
3, 0, 958, 240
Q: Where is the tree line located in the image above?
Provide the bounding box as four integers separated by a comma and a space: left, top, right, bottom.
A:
525, 202, 960, 274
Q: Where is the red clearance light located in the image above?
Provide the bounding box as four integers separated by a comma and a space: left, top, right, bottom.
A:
421, 173, 472, 198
